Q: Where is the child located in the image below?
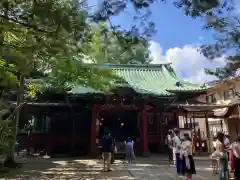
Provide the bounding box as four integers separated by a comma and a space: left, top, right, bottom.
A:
180, 133, 196, 180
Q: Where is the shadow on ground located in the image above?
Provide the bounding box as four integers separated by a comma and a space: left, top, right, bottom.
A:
0, 157, 153, 180
0, 156, 215, 180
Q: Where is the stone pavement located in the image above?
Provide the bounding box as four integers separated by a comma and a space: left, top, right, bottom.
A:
0, 155, 219, 180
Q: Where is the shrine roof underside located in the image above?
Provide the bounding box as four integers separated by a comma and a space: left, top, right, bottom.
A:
70, 63, 207, 96
169, 103, 229, 112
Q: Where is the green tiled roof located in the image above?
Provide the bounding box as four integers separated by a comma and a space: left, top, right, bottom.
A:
70, 63, 206, 96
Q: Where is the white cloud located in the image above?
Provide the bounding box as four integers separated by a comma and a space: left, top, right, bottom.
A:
149, 41, 226, 84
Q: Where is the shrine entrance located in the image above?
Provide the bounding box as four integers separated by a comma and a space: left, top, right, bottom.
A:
98, 110, 139, 142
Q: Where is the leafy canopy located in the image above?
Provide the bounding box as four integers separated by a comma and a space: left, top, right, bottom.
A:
199, 1, 240, 78
85, 24, 152, 64
0, 0, 118, 92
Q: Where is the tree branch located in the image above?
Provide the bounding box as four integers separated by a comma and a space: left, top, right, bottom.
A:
0, 15, 55, 34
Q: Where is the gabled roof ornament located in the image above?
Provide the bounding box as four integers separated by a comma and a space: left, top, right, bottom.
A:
200, 83, 207, 88
127, 60, 142, 64
175, 81, 183, 87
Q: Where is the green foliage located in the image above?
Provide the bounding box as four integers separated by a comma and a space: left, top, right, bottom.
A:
91, 0, 221, 37
85, 24, 152, 64
0, 0, 117, 163
0, 58, 17, 90
0, 100, 12, 156
198, 1, 240, 78
0, 0, 90, 74
43, 58, 118, 92
0, 0, 123, 92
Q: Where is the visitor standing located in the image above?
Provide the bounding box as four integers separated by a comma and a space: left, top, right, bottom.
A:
124, 137, 135, 164
211, 132, 228, 180
224, 134, 230, 159
212, 136, 219, 174
111, 135, 116, 164
167, 130, 173, 164
180, 133, 196, 180
100, 132, 113, 172
173, 129, 182, 175
224, 135, 230, 149
230, 136, 240, 180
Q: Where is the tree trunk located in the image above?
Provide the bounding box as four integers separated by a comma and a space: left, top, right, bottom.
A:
4, 74, 24, 168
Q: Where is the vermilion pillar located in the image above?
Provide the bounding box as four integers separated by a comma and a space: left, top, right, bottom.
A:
47, 117, 53, 157
141, 109, 150, 156
90, 104, 98, 155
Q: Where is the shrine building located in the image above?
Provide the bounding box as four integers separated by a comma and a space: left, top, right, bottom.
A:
17, 63, 223, 156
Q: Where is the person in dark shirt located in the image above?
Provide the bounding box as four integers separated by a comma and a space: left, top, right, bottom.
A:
100, 132, 113, 172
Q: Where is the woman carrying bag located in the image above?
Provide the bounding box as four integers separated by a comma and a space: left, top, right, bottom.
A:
180, 133, 196, 180
211, 132, 228, 180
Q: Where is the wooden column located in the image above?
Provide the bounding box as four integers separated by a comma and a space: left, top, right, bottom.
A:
90, 104, 98, 155
185, 111, 188, 128
47, 117, 53, 157
190, 117, 192, 129
205, 112, 211, 153
141, 108, 150, 156
220, 120, 223, 132
193, 112, 196, 133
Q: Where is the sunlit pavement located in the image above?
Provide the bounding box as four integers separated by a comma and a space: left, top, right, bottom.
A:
1, 155, 219, 180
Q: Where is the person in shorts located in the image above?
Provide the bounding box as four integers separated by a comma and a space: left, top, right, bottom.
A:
100, 132, 114, 172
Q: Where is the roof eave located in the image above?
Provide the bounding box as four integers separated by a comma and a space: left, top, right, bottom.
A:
166, 89, 207, 93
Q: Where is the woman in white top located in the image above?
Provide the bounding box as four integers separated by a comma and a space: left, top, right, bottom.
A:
211, 132, 228, 180
124, 137, 135, 164
180, 133, 196, 180
173, 129, 182, 175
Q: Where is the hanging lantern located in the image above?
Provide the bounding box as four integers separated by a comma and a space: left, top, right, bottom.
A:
121, 122, 124, 127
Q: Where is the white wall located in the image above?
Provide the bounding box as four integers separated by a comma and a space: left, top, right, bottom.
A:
197, 79, 240, 105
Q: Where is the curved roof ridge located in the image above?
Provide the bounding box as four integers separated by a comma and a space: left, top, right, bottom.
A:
93, 62, 172, 68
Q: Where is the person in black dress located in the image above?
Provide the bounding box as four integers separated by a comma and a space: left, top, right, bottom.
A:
180, 133, 196, 180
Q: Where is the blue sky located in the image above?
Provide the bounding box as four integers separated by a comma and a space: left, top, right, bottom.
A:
87, 0, 226, 83
109, 1, 214, 50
